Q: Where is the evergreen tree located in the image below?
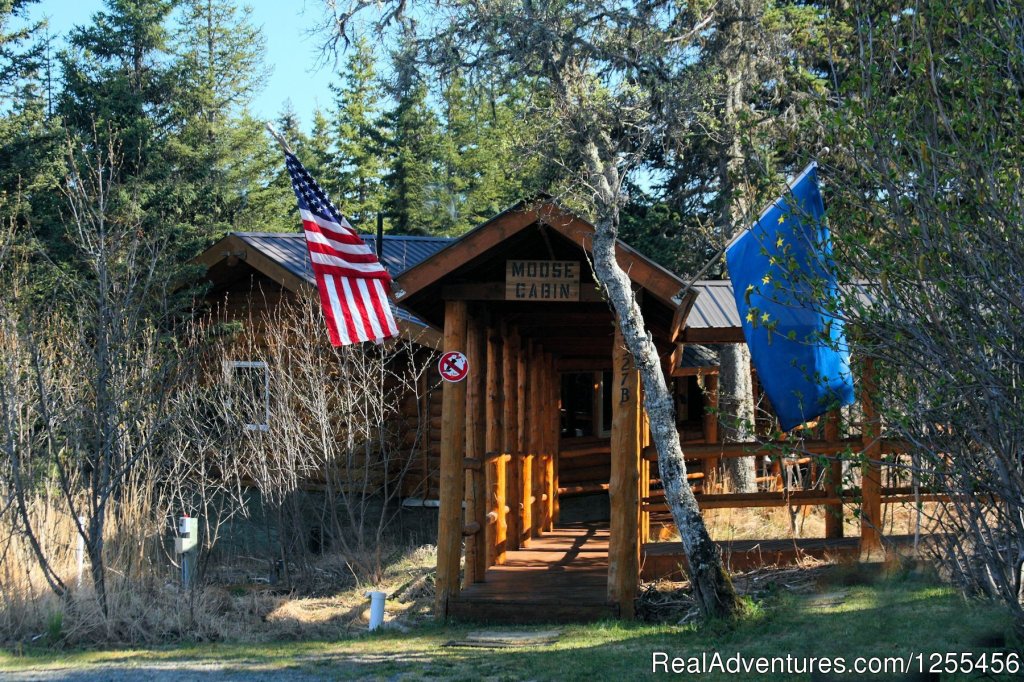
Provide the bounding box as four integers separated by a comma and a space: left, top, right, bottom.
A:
0, 0, 43, 98
239, 102, 312, 234
329, 37, 386, 229
382, 41, 443, 235
166, 0, 276, 242
58, 0, 178, 177
303, 108, 335, 195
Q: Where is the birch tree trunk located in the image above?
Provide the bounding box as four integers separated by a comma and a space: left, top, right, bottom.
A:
585, 141, 741, 619
719, 343, 757, 493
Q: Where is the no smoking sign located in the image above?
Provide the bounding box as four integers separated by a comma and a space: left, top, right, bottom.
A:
439, 351, 469, 382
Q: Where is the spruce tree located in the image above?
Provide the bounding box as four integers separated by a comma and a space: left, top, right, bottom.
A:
167, 0, 275, 242
382, 41, 443, 235
329, 37, 386, 229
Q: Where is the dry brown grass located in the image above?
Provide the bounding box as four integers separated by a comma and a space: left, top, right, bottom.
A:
0, 490, 439, 647
653, 502, 945, 543
0, 542, 439, 647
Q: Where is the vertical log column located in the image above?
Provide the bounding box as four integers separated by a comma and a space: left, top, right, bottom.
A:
608, 322, 642, 619
503, 325, 521, 550
702, 374, 720, 493
436, 300, 467, 617
517, 338, 532, 546
823, 409, 844, 539
464, 318, 487, 584
860, 358, 883, 558
640, 407, 651, 545
486, 327, 507, 566
530, 347, 546, 536
547, 354, 559, 530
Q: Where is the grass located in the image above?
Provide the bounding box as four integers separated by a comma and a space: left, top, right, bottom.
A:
1, 571, 1018, 681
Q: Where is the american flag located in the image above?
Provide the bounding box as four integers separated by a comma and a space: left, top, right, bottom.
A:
285, 152, 399, 345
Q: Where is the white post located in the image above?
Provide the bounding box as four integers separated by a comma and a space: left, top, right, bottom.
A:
175, 516, 199, 589
366, 591, 386, 631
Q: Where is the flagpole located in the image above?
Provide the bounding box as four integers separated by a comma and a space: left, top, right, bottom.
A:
265, 122, 294, 155
676, 160, 819, 302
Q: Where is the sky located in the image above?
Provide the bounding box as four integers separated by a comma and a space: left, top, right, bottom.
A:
27, 0, 341, 131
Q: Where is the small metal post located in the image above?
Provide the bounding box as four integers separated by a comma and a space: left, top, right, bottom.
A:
175, 516, 199, 589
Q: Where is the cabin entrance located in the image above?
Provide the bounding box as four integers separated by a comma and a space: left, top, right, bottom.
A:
559, 372, 613, 523
389, 199, 699, 621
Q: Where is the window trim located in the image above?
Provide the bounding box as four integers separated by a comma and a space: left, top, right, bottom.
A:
224, 360, 270, 432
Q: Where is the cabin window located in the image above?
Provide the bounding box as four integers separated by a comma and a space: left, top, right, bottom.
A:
224, 361, 270, 431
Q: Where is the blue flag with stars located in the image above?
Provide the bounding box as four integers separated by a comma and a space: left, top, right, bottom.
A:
725, 163, 855, 431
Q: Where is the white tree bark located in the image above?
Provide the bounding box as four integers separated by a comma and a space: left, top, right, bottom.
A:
719, 343, 758, 493
584, 141, 740, 618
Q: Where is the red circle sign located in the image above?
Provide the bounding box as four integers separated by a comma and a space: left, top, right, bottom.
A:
439, 351, 469, 382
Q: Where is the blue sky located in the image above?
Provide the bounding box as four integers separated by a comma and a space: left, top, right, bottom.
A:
28, 0, 340, 131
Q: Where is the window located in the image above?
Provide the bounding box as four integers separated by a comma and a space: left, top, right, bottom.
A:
224, 361, 270, 431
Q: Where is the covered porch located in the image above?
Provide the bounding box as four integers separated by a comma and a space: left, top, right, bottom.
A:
392, 199, 682, 620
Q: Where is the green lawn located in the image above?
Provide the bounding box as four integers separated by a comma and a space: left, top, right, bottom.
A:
1, 575, 1019, 681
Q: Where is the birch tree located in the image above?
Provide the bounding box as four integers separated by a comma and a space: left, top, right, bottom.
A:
321, 0, 743, 618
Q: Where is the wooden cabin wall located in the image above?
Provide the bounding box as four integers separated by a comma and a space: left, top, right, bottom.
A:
400, 358, 443, 498
205, 266, 435, 500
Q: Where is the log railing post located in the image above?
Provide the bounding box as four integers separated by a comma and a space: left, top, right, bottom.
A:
530, 347, 545, 537
436, 300, 467, 618
486, 326, 506, 566
547, 353, 559, 530
503, 324, 521, 550
823, 409, 844, 539
860, 358, 884, 559
464, 317, 487, 584
608, 322, 641, 619
518, 338, 532, 546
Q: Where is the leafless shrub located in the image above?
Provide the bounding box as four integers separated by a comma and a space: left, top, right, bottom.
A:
213, 297, 437, 584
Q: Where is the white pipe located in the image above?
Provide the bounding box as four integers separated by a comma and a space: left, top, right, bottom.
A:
365, 591, 386, 631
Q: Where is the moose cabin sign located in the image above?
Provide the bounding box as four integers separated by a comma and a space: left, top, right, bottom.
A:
505, 260, 581, 301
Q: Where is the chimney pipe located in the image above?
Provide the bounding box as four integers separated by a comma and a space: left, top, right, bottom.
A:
376, 212, 384, 259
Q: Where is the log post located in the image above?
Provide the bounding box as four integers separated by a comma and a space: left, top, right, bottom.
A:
436, 300, 467, 618
486, 326, 507, 566
640, 405, 651, 545
860, 358, 884, 559
464, 317, 487, 583
503, 324, 521, 550
702, 373, 720, 492
530, 346, 546, 536
823, 409, 844, 539
518, 336, 532, 546
548, 353, 559, 529
608, 322, 642, 619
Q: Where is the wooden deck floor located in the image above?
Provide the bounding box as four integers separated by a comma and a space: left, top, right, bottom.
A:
448, 525, 931, 623
447, 524, 618, 623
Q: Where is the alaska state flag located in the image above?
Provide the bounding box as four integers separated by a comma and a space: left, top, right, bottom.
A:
725, 162, 855, 431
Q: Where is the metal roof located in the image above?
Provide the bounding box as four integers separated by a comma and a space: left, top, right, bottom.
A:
685, 280, 873, 330
228, 233, 749, 332
231, 232, 453, 325
232, 232, 452, 283
679, 343, 720, 370
688, 280, 742, 329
